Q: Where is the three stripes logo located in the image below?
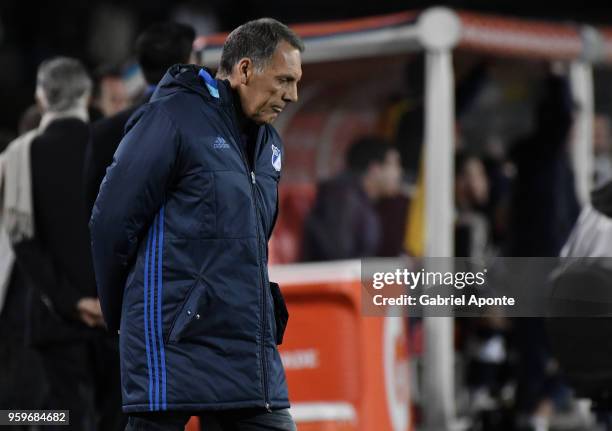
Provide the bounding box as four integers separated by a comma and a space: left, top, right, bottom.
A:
143, 206, 167, 411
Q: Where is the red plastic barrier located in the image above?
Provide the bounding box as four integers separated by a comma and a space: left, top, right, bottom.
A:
273, 261, 413, 431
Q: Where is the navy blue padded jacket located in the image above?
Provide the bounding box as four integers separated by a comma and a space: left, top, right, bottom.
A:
90, 64, 288, 413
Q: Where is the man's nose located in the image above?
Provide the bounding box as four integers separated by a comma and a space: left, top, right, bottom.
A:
283, 83, 298, 103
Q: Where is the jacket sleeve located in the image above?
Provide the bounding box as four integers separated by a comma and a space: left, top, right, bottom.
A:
89, 104, 179, 331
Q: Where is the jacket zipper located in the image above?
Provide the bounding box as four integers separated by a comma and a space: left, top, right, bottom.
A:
221, 106, 271, 411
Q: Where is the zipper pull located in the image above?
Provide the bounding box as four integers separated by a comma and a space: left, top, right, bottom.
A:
251, 171, 256, 184
265, 402, 271, 412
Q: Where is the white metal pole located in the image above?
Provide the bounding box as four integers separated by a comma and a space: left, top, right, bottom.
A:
423, 49, 456, 430
418, 8, 461, 431
569, 61, 594, 205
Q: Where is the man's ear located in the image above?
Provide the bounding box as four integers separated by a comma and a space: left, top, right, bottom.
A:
237, 58, 253, 85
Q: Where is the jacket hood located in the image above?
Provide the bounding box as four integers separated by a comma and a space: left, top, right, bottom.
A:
151, 64, 232, 105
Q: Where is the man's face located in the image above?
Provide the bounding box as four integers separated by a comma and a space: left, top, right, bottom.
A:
98, 76, 129, 117
237, 41, 302, 124
456, 157, 488, 206
374, 149, 402, 197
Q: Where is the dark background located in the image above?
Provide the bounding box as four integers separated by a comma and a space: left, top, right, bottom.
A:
0, 0, 611, 135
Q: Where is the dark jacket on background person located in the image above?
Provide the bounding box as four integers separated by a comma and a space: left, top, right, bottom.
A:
507, 74, 579, 416
507, 74, 580, 257
301, 172, 380, 261
84, 93, 151, 216
14, 118, 101, 344
90, 65, 289, 413
10, 116, 126, 431
1, 118, 100, 414
32, 119, 97, 300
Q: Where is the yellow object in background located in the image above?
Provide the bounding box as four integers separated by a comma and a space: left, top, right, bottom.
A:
405, 164, 425, 257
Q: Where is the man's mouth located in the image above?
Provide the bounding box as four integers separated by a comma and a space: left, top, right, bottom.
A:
272, 106, 283, 113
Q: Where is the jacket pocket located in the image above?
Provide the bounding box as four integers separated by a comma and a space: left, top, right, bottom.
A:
165, 280, 207, 344
270, 281, 289, 345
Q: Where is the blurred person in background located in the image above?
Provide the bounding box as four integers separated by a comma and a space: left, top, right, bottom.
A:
454, 151, 515, 429
10, 57, 125, 431
507, 69, 579, 431
84, 22, 196, 216
92, 66, 129, 118
90, 18, 302, 431
507, 70, 579, 257
481, 136, 514, 253
302, 136, 402, 261
593, 112, 612, 188
454, 151, 490, 259
0, 107, 49, 428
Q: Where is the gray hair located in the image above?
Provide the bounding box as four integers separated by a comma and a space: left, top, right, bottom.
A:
36, 57, 92, 112
219, 18, 304, 76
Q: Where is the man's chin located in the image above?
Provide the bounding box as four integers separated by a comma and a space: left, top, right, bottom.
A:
260, 115, 279, 125
251, 111, 279, 125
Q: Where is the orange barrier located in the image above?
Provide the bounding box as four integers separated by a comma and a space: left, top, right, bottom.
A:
273, 261, 412, 431
185, 416, 200, 431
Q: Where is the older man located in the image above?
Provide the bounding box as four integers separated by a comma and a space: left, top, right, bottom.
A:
90, 18, 303, 431
12, 57, 125, 430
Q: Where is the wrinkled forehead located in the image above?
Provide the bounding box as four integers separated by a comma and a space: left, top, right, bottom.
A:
264, 41, 302, 79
